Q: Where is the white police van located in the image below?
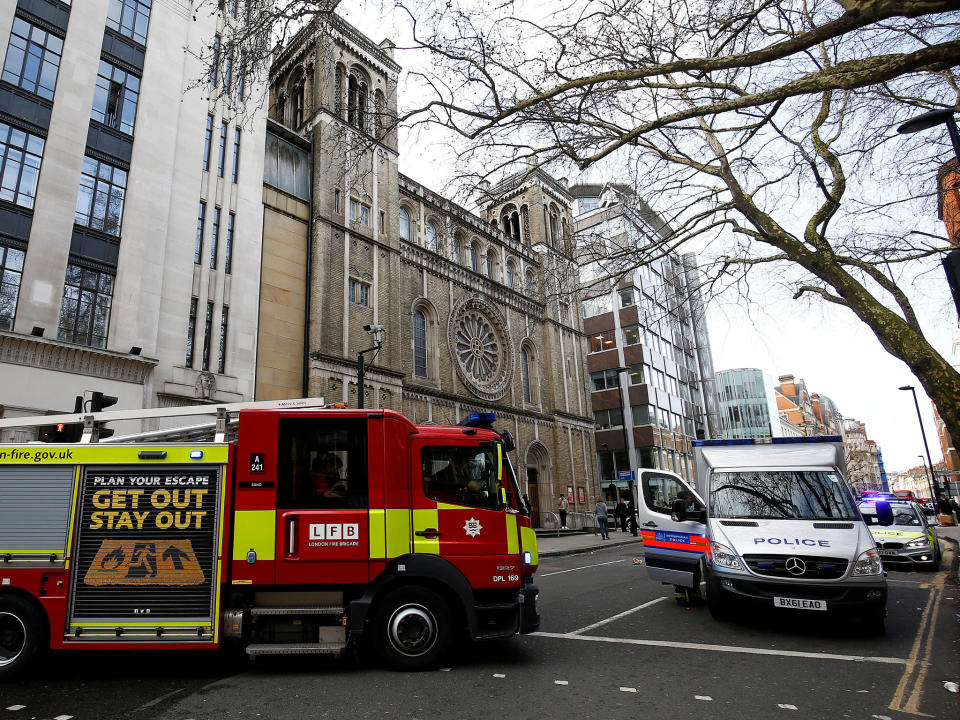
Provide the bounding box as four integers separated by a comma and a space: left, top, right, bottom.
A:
636, 436, 889, 632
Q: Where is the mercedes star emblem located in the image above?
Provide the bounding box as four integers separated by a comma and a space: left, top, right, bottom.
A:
785, 557, 807, 576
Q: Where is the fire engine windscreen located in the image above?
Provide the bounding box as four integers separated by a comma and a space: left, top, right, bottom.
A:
422, 445, 503, 510
709, 471, 860, 521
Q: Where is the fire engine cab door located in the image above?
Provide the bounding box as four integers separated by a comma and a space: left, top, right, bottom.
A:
411, 439, 519, 586
274, 417, 370, 585
636, 469, 708, 588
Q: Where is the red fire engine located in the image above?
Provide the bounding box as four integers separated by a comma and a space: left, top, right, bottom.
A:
0, 401, 539, 677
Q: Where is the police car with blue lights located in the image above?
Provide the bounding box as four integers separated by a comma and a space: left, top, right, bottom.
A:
636, 436, 889, 633
858, 497, 941, 569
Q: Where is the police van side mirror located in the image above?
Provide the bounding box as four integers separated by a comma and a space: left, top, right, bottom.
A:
690, 508, 707, 524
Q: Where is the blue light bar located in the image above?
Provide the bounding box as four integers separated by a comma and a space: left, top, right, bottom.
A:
772, 435, 842, 444
693, 438, 755, 447
189, 450, 204, 460
458, 412, 497, 429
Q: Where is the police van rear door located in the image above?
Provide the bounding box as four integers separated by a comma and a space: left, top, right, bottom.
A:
635, 469, 708, 587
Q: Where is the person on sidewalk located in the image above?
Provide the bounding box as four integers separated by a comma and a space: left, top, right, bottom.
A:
616, 497, 628, 532
595, 498, 610, 539
558, 495, 568, 529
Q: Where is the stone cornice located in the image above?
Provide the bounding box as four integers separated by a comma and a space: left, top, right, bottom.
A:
0, 332, 157, 384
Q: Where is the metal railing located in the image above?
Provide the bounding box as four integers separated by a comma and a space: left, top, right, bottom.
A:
539, 510, 598, 535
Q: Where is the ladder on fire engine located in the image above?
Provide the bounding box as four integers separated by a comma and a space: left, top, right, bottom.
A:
0, 397, 327, 443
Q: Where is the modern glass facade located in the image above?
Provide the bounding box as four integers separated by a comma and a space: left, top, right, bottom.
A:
715, 367, 782, 438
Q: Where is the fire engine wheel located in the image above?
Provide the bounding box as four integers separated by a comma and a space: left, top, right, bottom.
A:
0, 596, 43, 680
373, 587, 452, 671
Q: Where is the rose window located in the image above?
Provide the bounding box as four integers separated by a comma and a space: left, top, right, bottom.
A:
447, 295, 514, 401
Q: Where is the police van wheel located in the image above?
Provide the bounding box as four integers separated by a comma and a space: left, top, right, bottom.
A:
0, 596, 44, 680
373, 587, 452, 671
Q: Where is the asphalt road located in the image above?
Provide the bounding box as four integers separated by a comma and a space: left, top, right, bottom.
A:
1, 544, 957, 720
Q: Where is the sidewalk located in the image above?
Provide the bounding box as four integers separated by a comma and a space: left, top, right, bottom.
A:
537, 528, 644, 558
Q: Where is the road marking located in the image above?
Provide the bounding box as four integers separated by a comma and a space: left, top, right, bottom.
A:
620, 687, 637, 693
439, 668, 451, 672
695, 695, 713, 701
530, 632, 908, 664
493, 673, 506, 678
888, 544, 952, 717
554, 680, 568, 685
571, 596, 667, 634
136, 687, 186, 710
777, 704, 797, 710
540, 559, 627, 577
53, 716, 73, 720
6, 707, 25, 712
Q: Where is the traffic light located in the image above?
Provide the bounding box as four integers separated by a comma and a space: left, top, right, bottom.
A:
37, 395, 84, 442
89, 391, 118, 439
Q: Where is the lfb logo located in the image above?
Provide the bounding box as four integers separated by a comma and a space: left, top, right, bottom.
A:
309, 523, 359, 541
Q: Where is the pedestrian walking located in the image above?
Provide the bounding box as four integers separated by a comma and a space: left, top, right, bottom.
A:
558, 495, 568, 529
616, 497, 628, 532
950, 497, 959, 525
627, 497, 638, 536
595, 498, 610, 539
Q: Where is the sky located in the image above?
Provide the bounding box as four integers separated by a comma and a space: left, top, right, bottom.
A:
337, 1, 957, 474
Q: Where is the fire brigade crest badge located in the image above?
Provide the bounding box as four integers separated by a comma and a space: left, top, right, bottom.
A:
463, 517, 483, 538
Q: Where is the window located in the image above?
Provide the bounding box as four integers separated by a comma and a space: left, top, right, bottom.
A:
425, 220, 438, 251
349, 278, 370, 307
520, 347, 532, 402
201, 301, 214, 371
413, 309, 427, 378
350, 199, 370, 226
347, 74, 367, 131
0, 245, 25, 331
2, 18, 62, 100
581, 295, 612, 318
627, 363, 644, 385
0, 123, 43, 209
190, 203, 206, 267
236, 53, 245, 101
203, 115, 213, 171
106, 0, 152, 45
470, 242, 479, 272
277, 417, 369, 509
223, 52, 232, 95
91, 60, 140, 135
623, 324, 641, 345
75, 157, 126, 236
217, 121, 227, 177
594, 407, 624, 430
525, 270, 535, 293
590, 369, 619, 392
209, 207, 220, 268
210, 35, 221, 87
452, 236, 462, 264
225, 212, 234, 274
217, 306, 229, 373
231, 128, 241, 183
185, 297, 198, 367
588, 329, 616, 353
642, 473, 694, 515
379, 210, 385, 233
619, 287, 637, 307
334, 189, 341, 213
421, 445, 503, 511
559, 301, 569, 322
506, 261, 516, 289
485, 249, 497, 279
632, 404, 655, 426
57, 263, 114, 348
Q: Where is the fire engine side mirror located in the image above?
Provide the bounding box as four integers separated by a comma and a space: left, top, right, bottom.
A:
499, 429, 516, 453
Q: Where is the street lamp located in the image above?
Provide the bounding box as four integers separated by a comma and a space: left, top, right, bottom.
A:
896, 108, 960, 164
357, 324, 385, 409
898, 385, 939, 501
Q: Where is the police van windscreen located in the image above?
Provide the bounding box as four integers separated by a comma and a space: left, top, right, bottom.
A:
710, 470, 860, 520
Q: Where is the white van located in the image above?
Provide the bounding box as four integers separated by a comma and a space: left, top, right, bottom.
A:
636, 437, 888, 632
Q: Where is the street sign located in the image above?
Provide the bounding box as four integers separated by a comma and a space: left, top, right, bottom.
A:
618, 470, 635, 484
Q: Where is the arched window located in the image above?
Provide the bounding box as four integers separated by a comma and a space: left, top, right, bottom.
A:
486, 249, 496, 279
525, 269, 535, 293
347, 72, 367, 130
374, 89, 385, 138
470, 241, 480, 272
506, 261, 516, 289
426, 220, 438, 252
399, 207, 410, 241
520, 347, 532, 403
452, 234, 463, 264
413, 309, 428, 378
